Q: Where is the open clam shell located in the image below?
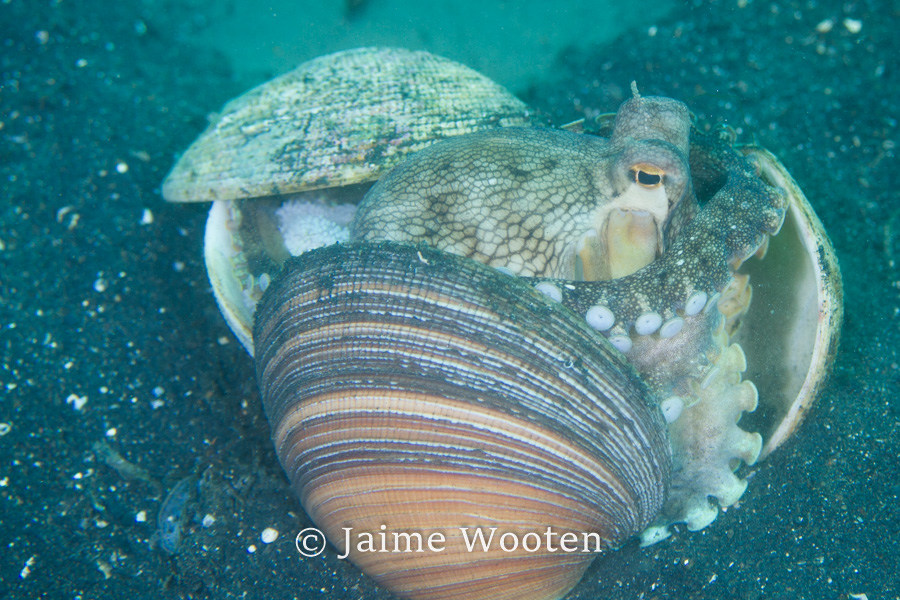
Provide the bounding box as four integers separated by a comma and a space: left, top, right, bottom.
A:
163, 47, 538, 352
733, 146, 843, 459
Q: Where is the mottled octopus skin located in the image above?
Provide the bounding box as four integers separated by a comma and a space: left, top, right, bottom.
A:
554, 130, 788, 339
353, 96, 696, 283
353, 98, 787, 349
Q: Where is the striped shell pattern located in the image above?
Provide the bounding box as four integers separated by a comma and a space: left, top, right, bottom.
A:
254, 242, 670, 600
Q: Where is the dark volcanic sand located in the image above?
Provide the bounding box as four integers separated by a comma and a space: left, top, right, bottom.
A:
1, 0, 897, 599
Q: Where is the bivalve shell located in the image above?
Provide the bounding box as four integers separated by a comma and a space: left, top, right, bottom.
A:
734, 146, 843, 459
254, 241, 671, 600
162, 47, 538, 203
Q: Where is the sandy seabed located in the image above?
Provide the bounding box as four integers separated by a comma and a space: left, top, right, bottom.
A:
1, 0, 898, 598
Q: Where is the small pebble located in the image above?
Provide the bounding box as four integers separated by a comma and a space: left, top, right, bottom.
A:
815, 18, 833, 33
115, 161, 129, 174
843, 18, 862, 33
105, 428, 117, 437
66, 394, 88, 411
56, 205, 74, 223
20, 556, 35, 579
135, 511, 147, 523
140, 209, 153, 225
35, 30, 49, 44
0, 422, 11, 436
97, 560, 113, 579
202, 514, 216, 528
261, 527, 279, 544
94, 277, 108, 293
247, 544, 257, 554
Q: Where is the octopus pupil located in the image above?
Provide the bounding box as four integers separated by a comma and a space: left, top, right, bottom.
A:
635, 170, 662, 187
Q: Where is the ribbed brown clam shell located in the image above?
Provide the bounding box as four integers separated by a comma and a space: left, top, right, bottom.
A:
254, 241, 671, 600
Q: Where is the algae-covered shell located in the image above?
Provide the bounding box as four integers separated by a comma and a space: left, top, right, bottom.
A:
162, 47, 538, 204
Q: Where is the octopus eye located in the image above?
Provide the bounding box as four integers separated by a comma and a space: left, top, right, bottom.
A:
631, 164, 665, 189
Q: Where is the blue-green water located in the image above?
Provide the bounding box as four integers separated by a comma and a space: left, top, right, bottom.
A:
0, 0, 897, 598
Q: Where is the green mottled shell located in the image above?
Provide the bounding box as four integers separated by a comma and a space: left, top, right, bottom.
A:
162, 47, 538, 203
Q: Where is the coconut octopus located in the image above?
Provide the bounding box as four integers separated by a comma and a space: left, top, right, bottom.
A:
163, 47, 842, 600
